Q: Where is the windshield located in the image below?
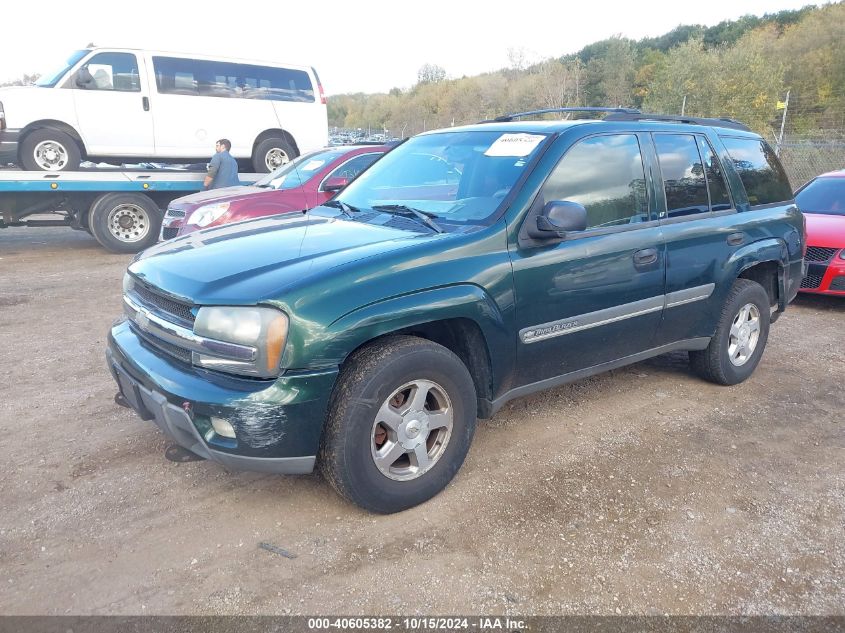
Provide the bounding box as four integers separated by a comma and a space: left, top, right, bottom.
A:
35, 50, 90, 87
253, 148, 348, 190
336, 130, 548, 224
796, 178, 845, 216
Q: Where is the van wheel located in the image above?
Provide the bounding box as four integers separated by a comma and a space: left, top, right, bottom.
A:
689, 278, 771, 385
88, 193, 162, 254
252, 137, 296, 172
20, 129, 82, 172
319, 336, 477, 514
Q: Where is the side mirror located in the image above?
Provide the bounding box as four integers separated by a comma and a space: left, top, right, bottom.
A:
76, 67, 94, 89
322, 176, 350, 192
527, 200, 588, 239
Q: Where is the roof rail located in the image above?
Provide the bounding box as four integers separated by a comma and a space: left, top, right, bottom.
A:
603, 112, 751, 132
484, 107, 641, 123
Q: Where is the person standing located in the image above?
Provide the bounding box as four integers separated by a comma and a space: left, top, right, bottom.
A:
203, 139, 239, 190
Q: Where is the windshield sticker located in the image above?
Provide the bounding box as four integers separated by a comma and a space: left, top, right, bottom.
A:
484, 133, 545, 157
302, 160, 326, 171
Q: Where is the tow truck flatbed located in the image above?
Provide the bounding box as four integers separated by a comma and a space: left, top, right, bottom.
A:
0, 168, 261, 253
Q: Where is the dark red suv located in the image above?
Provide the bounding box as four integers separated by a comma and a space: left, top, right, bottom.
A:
159, 144, 392, 239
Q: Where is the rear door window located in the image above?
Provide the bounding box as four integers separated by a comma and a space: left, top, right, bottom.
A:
654, 134, 710, 218
721, 137, 793, 206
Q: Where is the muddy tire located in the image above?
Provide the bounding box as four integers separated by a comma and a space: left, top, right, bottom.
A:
319, 336, 477, 514
690, 278, 771, 386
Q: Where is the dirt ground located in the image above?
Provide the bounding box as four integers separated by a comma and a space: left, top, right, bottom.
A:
0, 226, 843, 616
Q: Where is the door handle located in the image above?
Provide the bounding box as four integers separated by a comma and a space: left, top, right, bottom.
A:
142, 96, 150, 111
727, 232, 744, 246
633, 248, 659, 266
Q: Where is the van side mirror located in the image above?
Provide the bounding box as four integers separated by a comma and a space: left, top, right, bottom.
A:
527, 200, 588, 239
76, 67, 94, 89
322, 176, 350, 192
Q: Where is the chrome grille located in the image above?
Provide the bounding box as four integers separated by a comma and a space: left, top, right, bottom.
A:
133, 324, 193, 365
127, 280, 195, 327
805, 246, 837, 263
165, 208, 186, 218
161, 227, 179, 240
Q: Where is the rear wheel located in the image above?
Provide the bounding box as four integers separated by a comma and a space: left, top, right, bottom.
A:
319, 336, 477, 513
690, 278, 771, 385
20, 128, 82, 172
88, 193, 162, 254
252, 137, 297, 173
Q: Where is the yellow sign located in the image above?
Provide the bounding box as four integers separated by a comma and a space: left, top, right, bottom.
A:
776, 101, 787, 110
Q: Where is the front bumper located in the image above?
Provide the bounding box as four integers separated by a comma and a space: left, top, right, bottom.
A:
0, 128, 21, 164
107, 319, 338, 473
800, 253, 845, 296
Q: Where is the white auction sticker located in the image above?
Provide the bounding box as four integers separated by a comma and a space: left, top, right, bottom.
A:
302, 160, 326, 171
484, 133, 545, 157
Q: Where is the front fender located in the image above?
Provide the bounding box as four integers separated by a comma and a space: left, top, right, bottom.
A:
309, 283, 514, 392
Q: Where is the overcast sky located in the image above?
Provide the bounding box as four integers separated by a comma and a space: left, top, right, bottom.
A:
1, 0, 820, 95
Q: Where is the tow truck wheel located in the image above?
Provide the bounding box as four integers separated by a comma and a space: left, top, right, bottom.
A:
88, 193, 162, 254
20, 129, 82, 172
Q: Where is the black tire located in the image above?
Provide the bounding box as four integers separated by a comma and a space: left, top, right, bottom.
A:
319, 335, 477, 514
88, 193, 162, 254
20, 128, 82, 172
689, 278, 771, 386
252, 137, 297, 173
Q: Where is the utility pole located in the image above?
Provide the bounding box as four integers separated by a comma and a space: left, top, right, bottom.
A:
681, 95, 686, 116
776, 90, 790, 156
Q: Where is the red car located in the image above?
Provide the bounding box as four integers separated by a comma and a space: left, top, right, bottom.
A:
159, 144, 391, 239
795, 170, 845, 296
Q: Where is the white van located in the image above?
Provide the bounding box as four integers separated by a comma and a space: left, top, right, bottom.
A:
0, 48, 328, 172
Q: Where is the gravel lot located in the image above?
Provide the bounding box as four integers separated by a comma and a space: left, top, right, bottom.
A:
0, 226, 843, 616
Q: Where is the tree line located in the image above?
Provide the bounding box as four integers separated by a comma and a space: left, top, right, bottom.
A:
328, 2, 845, 141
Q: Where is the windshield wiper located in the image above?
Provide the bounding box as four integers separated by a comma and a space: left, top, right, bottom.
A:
323, 199, 361, 219
372, 204, 444, 234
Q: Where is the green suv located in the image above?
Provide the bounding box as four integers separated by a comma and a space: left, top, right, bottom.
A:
107, 108, 805, 513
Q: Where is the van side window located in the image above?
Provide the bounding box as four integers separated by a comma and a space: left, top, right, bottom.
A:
653, 134, 709, 218
152, 57, 315, 102
541, 134, 649, 229
696, 137, 732, 211
82, 53, 140, 92
720, 137, 793, 205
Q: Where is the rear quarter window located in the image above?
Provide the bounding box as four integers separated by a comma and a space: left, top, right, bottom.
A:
721, 137, 792, 206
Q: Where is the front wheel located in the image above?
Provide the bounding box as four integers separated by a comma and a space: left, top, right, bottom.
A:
20, 128, 82, 172
689, 278, 771, 385
88, 193, 162, 254
319, 336, 477, 513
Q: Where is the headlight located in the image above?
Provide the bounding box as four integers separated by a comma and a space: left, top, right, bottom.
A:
188, 202, 230, 227
840, 249, 845, 260
193, 306, 288, 378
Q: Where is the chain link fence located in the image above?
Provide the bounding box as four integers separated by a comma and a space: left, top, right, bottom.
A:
778, 139, 845, 188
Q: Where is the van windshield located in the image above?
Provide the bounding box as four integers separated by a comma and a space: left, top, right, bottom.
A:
36, 50, 90, 87
335, 130, 548, 224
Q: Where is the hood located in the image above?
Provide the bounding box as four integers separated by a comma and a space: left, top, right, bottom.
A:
169, 185, 268, 210
130, 211, 441, 304
805, 212, 845, 248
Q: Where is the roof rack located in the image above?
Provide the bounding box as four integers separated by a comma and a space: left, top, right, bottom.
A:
484, 107, 641, 123
603, 112, 751, 132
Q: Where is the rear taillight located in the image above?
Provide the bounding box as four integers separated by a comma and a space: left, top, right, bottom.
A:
312, 67, 327, 105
